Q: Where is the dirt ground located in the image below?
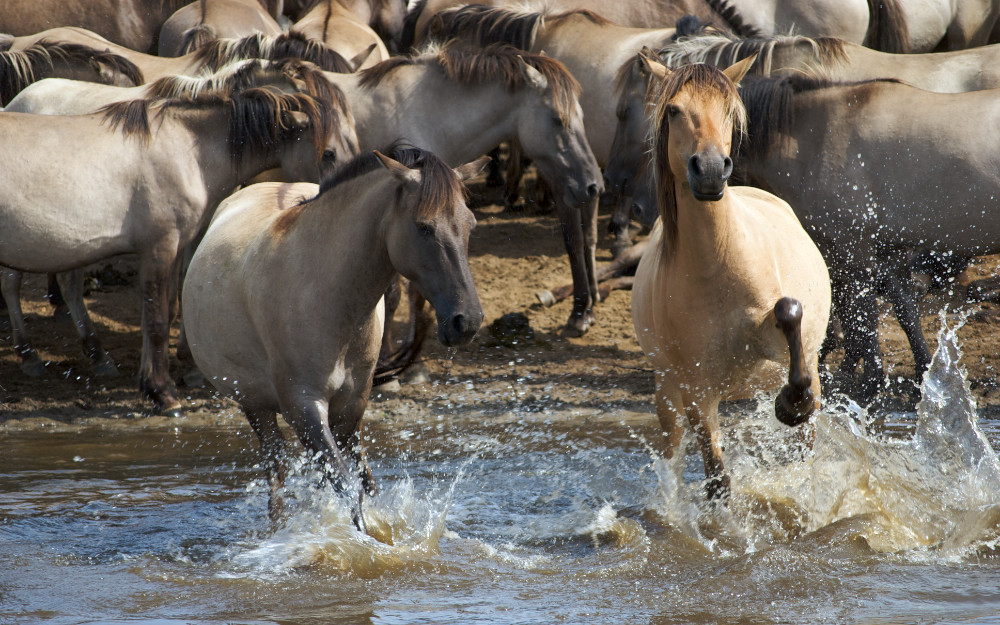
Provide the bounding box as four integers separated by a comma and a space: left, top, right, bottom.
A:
1, 176, 998, 429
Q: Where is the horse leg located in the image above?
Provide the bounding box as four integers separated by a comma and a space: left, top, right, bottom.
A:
242, 403, 288, 524
607, 193, 634, 258
834, 281, 884, 404
46, 272, 69, 317
1, 268, 46, 377
378, 275, 404, 367
57, 269, 119, 377
137, 249, 183, 416
282, 393, 366, 532
682, 390, 728, 500
653, 371, 685, 460
553, 199, 595, 336
581, 195, 600, 309
773, 297, 818, 427
503, 143, 525, 211
485, 146, 505, 188
880, 264, 932, 379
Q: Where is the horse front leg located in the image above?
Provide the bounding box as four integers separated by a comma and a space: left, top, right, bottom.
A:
1, 268, 46, 377
553, 199, 595, 337
880, 262, 932, 379
773, 297, 818, 427
57, 269, 119, 378
682, 390, 728, 501
282, 393, 366, 532
832, 276, 884, 404
138, 250, 183, 416
607, 192, 634, 258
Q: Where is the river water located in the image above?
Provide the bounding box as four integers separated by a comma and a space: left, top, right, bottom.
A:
2, 323, 1000, 624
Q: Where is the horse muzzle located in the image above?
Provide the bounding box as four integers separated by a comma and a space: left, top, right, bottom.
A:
437, 309, 483, 347
687, 152, 732, 201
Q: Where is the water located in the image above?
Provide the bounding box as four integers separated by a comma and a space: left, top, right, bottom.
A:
2, 323, 1000, 624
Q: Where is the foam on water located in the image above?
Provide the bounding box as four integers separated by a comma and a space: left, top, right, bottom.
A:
650, 316, 1000, 556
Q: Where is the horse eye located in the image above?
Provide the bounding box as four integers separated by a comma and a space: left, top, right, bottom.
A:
552, 115, 564, 127
417, 222, 435, 236
666, 104, 680, 118
322, 149, 337, 161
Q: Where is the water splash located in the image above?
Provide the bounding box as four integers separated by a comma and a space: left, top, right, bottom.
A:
228, 462, 466, 578
652, 316, 1000, 556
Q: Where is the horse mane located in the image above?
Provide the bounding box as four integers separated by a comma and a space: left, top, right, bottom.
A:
100, 88, 337, 164
864, 0, 909, 53
427, 4, 542, 49
651, 64, 747, 251
654, 32, 849, 78
703, 0, 763, 38
194, 31, 354, 73
180, 24, 218, 56
309, 143, 467, 221
0, 34, 14, 51
359, 42, 581, 122
736, 73, 902, 164
0, 40, 144, 104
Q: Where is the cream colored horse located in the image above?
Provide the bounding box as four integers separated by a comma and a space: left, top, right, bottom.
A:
290, 0, 390, 69
0, 87, 357, 415
631, 58, 830, 498
182, 147, 487, 528
322, 43, 603, 335
158, 0, 284, 57
1, 58, 349, 380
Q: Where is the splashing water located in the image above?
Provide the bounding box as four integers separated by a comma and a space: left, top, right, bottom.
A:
228, 461, 465, 578
651, 315, 1000, 556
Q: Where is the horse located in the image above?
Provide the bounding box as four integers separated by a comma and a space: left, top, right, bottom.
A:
612, 58, 1000, 402
404, 0, 907, 53
0, 40, 144, 105
158, 0, 284, 57
631, 58, 831, 499
321, 43, 603, 335
894, 0, 1000, 51
0, 0, 187, 53
181, 146, 487, 529
290, 0, 391, 69
1, 58, 345, 380
604, 34, 1000, 250
0, 86, 358, 416
6, 28, 357, 87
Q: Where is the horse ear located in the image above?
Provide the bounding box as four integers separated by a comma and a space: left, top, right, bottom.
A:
638, 49, 670, 81
515, 55, 548, 90
284, 110, 310, 130
374, 150, 421, 186
349, 43, 378, 71
455, 155, 491, 182
722, 53, 758, 85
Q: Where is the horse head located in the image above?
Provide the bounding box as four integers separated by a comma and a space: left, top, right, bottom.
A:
376, 148, 487, 346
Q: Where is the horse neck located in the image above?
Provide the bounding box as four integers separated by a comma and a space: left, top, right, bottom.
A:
669, 184, 744, 271
179, 108, 284, 204
346, 67, 517, 156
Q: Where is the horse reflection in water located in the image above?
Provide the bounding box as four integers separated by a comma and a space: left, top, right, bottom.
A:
631, 57, 831, 499
182, 147, 487, 531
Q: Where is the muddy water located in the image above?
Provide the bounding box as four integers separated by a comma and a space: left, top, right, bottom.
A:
3, 325, 1000, 624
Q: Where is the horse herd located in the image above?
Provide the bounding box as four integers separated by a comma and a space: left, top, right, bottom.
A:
1, 0, 998, 529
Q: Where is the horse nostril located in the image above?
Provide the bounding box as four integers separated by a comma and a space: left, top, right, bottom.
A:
587, 183, 599, 198
451, 313, 466, 334
688, 155, 702, 176
722, 156, 734, 178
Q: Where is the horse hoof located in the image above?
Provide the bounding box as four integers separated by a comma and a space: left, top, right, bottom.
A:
20, 358, 46, 378
163, 403, 184, 418
705, 475, 731, 501
93, 359, 120, 378
535, 290, 556, 307
561, 319, 590, 338
775, 386, 814, 427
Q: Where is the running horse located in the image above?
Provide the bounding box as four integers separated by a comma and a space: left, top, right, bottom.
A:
631, 58, 831, 499
0, 86, 358, 416
182, 147, 487, 529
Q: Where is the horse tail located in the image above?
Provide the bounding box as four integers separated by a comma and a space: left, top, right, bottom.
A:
180, 23, 218, 55
864, 0, 910, 53
703, 0, 764, 38
399, 0, 427, 52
